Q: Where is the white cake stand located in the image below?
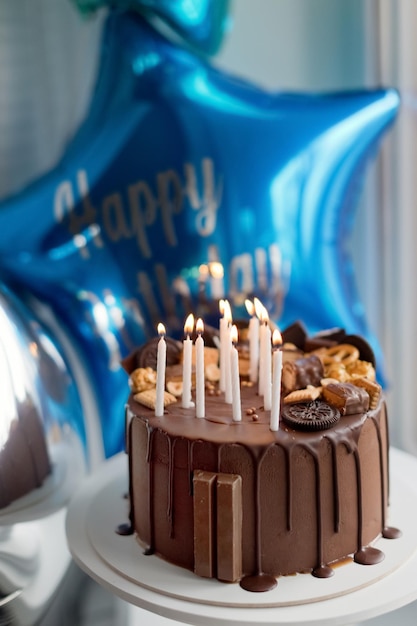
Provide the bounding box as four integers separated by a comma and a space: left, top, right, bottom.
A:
66, 447, 417, 626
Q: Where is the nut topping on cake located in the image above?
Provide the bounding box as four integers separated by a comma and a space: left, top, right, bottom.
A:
129, 367, 157, 393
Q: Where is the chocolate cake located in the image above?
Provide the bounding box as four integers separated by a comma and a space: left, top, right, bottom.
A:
122, 319, 401, 592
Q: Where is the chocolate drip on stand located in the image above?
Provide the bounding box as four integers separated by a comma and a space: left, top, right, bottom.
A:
240, 447, 277, 592
310, 449, 334, 579
352, 445, 384, 566
370, 411, 402, 541
116, 522, 134, 536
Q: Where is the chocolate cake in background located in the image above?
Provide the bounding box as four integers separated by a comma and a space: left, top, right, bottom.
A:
121, 318, 401, 592
0, 400, 51, 509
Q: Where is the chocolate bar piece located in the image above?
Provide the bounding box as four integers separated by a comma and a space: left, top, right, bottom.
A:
216, 473, 243, 583
281, 320, 308, 350
193, 470, 217, 578
282, 354, 324, 392
322, 382, 369, 415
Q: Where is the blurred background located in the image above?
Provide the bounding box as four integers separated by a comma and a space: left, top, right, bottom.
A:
0, 0, 416, 624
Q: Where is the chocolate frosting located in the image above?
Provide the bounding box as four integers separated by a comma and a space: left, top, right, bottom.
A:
125, 385, 399, 589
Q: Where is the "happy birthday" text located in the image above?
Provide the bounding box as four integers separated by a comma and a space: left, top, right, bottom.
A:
53, 158, 222, 259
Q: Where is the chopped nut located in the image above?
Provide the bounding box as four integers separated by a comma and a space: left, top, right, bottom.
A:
346, 360, 376, 381
166, 381, 183, 397
130, 367, 157, 393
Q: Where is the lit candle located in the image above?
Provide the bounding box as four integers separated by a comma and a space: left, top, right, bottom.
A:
254, 298, 266, 396
209, 261, 225, 300
263, 318, 272, 410
220, 300, 232, 404
245, 299, 259, 383
270, 329, 283, 431
182, 313, 194, 408
195, 318, 205, 418
155, 323, 166, 417
230, 325, 242, 422
219, 299, 227, 392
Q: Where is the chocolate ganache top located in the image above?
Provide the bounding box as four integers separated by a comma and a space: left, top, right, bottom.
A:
127, 385, 372, 450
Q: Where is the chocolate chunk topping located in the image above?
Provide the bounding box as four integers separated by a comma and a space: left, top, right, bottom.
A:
322, 382, 370, 415
281, 321, 308, 350
282, 400, 340, 431
282, 354, 324, 392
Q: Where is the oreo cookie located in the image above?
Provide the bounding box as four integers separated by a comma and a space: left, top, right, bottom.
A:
136, 336, 182, 370
121, 336, 182, 374
282, 400, 340, 431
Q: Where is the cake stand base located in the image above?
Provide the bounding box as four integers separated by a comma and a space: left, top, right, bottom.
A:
66, 447, 417, 626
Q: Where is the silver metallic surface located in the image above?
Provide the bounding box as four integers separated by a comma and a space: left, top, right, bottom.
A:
0, 284, 87, 525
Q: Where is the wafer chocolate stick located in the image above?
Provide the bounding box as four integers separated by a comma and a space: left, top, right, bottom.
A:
193, 470, 217, 578
216, 473, 243, 582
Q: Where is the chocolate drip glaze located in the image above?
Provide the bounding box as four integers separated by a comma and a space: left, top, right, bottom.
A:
167, 437, 175, 537
284, 446, 291, 532
330, 439, 341, 532
310, 450, 334, 578
146, 426, 156, 555
370, 408, 402, 541
126, 388, 400, 589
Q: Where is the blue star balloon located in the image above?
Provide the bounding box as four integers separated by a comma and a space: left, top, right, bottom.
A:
0, 9, 399, 457
73, 0, 231, 55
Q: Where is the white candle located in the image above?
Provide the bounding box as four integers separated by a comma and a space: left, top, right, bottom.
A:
195, 318, 205, 418
222, 300, 233, 404
263, 321, 272, 410
155, 323, 166, 417
230, 325, 242, 422
255, 299, 267, 396
219, 299, 227, 392
209, 261, 224, 300
182, 313, 194, 408
270, 329, 283, 431
245, 299, 259, 383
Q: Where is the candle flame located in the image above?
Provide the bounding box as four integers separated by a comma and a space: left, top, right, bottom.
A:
209, 261, 224, 279
199, 263, 209, 279
196, 318, 204, 334
223, 299, 232, 323
245, 299, 254, 317
230, 324, 238, 345
157, 322, 166, 337
184, 313, 194, 335
219, 299, 225, 315
254, 297, 265, 320
272, 328, 283, 347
